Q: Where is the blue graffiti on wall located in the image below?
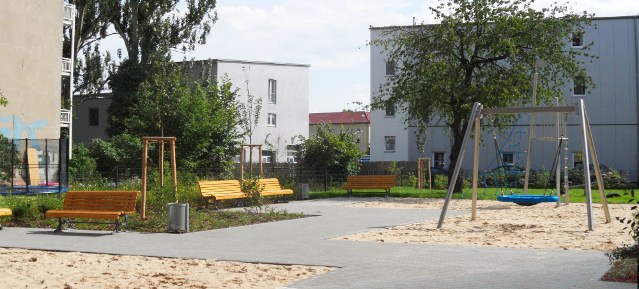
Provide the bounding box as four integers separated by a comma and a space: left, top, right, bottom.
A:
0, 115, 48, 139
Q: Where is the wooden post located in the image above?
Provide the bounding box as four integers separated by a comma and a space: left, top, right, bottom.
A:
583, 109, 611, 223
159, 141, 164, 187
171, 139, 178, 201
258, 144, 263, 177
578, 100, 595, 231
472, 115, 480, 220
141, 138, 148, 219
240, 145, 245, 181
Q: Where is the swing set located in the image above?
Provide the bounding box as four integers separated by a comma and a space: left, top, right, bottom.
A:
438, 100, 611, 231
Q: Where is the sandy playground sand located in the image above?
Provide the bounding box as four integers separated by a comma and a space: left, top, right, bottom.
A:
0, 247, 332, 288
339, 198, 636, 252
1, 198, 634, 287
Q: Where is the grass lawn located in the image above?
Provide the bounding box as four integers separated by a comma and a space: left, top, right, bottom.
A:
310, 186, 637, 204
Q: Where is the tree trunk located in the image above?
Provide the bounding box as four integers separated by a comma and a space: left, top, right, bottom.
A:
447, 116, 467, 193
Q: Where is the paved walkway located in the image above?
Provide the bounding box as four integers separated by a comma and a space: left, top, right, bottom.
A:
0, 198, 634, 288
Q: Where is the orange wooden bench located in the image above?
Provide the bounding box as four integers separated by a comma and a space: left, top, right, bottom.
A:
341, 175, 397, 197
198, 180, 247, 209
0, 208, 12, 230
258, 178, 294, 201
45, 191, 138, 233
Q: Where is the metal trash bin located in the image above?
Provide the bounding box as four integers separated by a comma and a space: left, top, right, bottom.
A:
166, 203, 189, 233
297, 183, 309, 200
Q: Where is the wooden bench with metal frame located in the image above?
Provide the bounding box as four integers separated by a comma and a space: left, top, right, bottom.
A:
198, 180, 247, 209
341, 175, 397, 197
0, 208, 12, 230
258, 178, 294, 202
44, 191, 139, 233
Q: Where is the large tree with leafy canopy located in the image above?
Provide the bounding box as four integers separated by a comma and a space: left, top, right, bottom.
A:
102, 0, 218, 136
371, 0, 594, 191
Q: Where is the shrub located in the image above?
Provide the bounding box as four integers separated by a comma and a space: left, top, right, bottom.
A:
606, 190, 639, 264
433, 175, 448, 190
241, 176, 264, 212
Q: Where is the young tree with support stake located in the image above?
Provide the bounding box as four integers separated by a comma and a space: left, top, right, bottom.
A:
371, 0, 594, 192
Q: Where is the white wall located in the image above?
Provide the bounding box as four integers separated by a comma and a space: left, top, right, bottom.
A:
0, 0, 63, 139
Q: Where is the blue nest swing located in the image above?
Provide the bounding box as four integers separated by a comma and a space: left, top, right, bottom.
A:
497, 194, 559, 206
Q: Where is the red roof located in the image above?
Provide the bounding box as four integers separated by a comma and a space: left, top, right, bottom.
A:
309, 111, 370, 125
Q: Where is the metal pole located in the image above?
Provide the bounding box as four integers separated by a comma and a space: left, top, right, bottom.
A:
555, 98, 561, 207
578, 99, 594, 231
438, 102, 482, 228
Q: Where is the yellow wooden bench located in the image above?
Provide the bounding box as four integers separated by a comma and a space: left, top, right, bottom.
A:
198, 180, 247, 209
0, 208, 12, 230
45, 191, 138, 233
258, 178, 294, 202
341, 175, 397, 197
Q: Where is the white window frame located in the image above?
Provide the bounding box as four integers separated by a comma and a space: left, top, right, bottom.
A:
384, 136, 396, 152
267, 113, 277, 127
385, 61, 395, 76
385, 102, 395, 117
501, 152, 514, 164
571, 32, 584, 48
268, 79, 277, 104
572, 76, 586, 96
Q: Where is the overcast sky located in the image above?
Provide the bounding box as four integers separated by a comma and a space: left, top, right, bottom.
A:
176, 0, 639, 113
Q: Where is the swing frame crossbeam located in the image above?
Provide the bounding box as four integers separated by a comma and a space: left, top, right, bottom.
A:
437, 100, 611, 231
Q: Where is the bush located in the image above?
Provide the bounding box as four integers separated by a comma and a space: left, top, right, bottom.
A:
433, 175, 448, 190
241, 176, 264, 212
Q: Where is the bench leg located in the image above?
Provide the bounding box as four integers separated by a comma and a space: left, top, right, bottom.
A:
0, 224, 3, 230
53, 218, 64, 233
347, 190, 352, 197
114, 219, 121, 233
213, 199, 220, 210
386, 189, 390, 198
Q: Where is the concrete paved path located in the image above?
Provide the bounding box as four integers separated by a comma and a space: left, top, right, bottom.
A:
0, 198, 634, 288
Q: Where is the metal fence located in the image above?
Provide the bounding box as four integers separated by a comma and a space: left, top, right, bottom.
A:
0, 138, 69, 194
66, 161, 443, 191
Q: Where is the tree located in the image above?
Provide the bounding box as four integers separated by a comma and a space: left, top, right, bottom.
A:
237, 68, 262, 144
371, 0, 593, 191
297, 123, 361, 177
103, 0, 218, 135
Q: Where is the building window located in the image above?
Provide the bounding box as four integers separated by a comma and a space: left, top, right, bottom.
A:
385, 102, 395, 117
267, 113, 277, 127
89, 107, 99, 126
434, 152, 445, 168
384, 136, 396, 152
571, 32, 583, 47
286, 145, 298, 163
573, 76, 586, 96
385, 61, 395, 76
262, 150, 273, 163
501, 152, 514, 164
573, 152, 583, 167
268, 79, 277, 103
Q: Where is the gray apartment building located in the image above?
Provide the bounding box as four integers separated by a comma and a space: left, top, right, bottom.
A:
370, 16, 639, 181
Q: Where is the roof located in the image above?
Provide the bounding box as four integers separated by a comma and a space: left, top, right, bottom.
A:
309, 111, 371, 125
183, 59, 310, 68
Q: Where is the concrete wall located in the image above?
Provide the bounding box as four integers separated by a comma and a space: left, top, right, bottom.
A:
370, 17, 639, 181
0, 0, 63, 139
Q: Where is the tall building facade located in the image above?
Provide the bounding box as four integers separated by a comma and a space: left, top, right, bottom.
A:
370, 16, 639, 181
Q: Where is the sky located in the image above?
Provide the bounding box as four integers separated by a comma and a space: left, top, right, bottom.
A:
167, 0, 639, 112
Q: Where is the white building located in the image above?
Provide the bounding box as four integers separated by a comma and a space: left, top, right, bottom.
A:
74, 59, 310, 163
370, 16, 639, 181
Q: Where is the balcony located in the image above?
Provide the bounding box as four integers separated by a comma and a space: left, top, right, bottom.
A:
62, 58, 72, 76
60, 109, 71, 127
63, 4, 74, 25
